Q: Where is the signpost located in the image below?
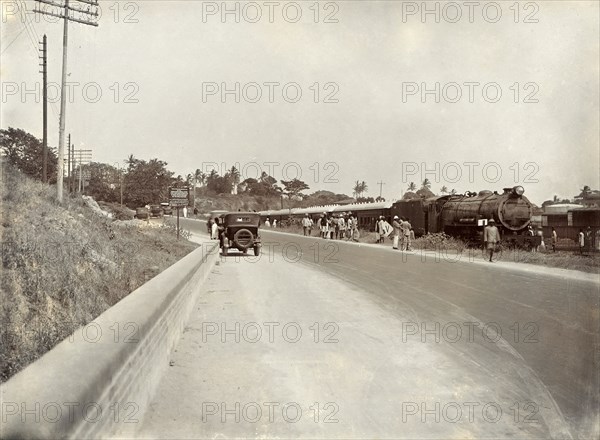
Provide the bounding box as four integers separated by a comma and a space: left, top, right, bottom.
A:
169, 187, 190, 240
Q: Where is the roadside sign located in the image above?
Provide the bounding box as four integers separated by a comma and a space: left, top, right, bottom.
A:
169, 187, 190, 241
169, 187, 189, 207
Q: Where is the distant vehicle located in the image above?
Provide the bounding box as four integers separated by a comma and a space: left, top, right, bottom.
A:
220, 212, 261, 256
134, 207, 149, 220
160, 203, 172, 215
149, 205, 163, 218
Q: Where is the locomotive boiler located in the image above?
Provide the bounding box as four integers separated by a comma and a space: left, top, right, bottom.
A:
391, 186, 535, 241
437, 186, 533, 235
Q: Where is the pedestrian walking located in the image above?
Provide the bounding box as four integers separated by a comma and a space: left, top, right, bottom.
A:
211, 217, 219, 240
483, 219, 501, 262
321, 214, 329, 239
273, 219, 277, 228
551, 227, 557, 252
182, 206, 188, 218
302, 214, 311, 236
351, 215, 360, 242
578, 229, 585, 254
392, 216, 401, 250
265, 217, 271, 228
585, 226, 593, 252
338, 215, 345, 239
330, 215, 337, 239
193, 207, 198, 217
536, 227, 545, 252
345, 215, 352, 240
402, 217, 412, 251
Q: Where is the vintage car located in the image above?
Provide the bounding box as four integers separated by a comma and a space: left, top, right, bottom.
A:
160, 202, 173, 215
149, 204, 163, 218
220, 212, 261, 256
134, 207, 149, 220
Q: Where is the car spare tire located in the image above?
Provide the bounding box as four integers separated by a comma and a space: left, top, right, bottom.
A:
233, 228, 254, 249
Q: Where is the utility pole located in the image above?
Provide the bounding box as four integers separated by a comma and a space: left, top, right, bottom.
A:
34, 0, 99, 202
67, 133, 71, 189
72, 148, 92, 192
39, 34, 48, 183
377, 181, 385, 198
69, 143, 74, 192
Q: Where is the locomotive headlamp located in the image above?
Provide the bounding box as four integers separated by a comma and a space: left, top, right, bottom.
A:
513, 186, 525, 196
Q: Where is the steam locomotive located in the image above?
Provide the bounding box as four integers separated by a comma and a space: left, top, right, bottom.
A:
259, 186, 535, 244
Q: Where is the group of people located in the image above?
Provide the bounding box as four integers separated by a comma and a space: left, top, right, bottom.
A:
264, 217, 277, 228
390, 216, 413, 251
297, 213, 360, 241
578, 226, 595, 254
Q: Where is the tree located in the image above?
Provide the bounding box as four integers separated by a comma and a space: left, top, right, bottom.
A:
375, 196, 386, 202
421, 179, 431, 189
281, 178, 309, 202
440, 186, 448, 194
206, 169, 230, 194
359, 181, 368, 197
0, 127, 58, 182
226, 166, 240, 194
353, 180, 361, 198
579, 185, 591, 195
123, 156, 174, 207
407, 182, 417, 192
353, 180, 368, 198
357, 196, 375, 203
86, 162, 120, 202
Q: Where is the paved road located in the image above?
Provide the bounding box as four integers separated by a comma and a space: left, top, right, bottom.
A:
138, 218, 599, 439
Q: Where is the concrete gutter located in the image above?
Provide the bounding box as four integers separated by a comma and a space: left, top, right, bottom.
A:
1, 241, 220, 439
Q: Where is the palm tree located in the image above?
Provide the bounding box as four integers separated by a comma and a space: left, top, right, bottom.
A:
353, 180, 361, 198
440, 186, 448, 194
360, 181, 368, 197
194, 169, 205, 187
228, 166, 240, 194
421, 179, 431, 189
407, 182, 417, 192
450, 189, 457, 195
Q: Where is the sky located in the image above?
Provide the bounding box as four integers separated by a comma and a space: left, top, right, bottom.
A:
2, 0, 599, 204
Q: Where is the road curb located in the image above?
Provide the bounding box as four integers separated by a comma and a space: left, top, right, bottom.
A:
0, 241, 220, 439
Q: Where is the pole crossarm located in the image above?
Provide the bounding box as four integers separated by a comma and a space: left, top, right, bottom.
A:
33, 0, 99, 201
35, 0, 99, 25
74, 0, 99, 6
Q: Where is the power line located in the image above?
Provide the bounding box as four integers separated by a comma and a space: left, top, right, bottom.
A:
0, 26, 27, 55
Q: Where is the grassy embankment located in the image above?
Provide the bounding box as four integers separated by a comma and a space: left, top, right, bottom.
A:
271, 223, 600, 274
0, 163, 197, 382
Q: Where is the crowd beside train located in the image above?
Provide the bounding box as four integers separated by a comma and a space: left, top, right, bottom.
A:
261, 213, 417, 251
